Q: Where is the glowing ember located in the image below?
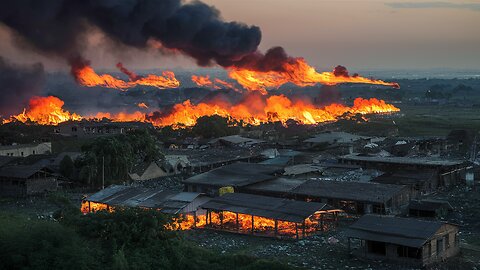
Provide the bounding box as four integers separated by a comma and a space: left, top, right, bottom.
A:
229, 59, 400, 93
137, 103, 149, 109
2, 96, 82, 125
70, 58, 180, 90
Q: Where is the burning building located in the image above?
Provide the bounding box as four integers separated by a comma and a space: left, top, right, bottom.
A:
199, 193, 341, 239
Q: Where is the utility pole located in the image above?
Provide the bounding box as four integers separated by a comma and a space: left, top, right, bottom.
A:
102, 156, 105, 189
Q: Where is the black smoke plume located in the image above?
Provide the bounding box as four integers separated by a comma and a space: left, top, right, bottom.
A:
0, 0, 269, 69
0, 57, 45, 116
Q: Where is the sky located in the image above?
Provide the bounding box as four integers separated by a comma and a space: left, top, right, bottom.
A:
1, 0, 479, 71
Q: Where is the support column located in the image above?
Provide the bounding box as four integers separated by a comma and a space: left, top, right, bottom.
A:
220, 211, 223, 229
251, 215, 254, 234
274, 219, 278, 238
193, 211, 197, 228
320, 214, 324, 231
208, 210, 212, 225
236, 213, 239, 232
88, 201, 91, 213
302, 220, 306, 238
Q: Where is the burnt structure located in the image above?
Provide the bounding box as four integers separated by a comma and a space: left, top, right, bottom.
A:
339, 154, 468, 189
81, 185, 210, 216
0, 165, 57, 196
347, 215, 459, 266
200, 193, 341, 239
246, 179, 411, 215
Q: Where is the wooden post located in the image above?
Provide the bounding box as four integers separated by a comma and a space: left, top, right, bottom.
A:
295, 223, 299, 240
88, 201, 91, 213
302, 220, 306, 238
193, 211, 197, 228
236, 213, 239, 231
220, 211, 223, 229
274, 219, 278, 238
251, 215, 254, 234
320, 214, 324, 231
208, 210, 212, 225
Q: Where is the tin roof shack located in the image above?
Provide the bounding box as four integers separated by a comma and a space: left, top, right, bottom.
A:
0, 165, 57, 197
244, 179, 411, 215
303, 132, 371, 153
0, 142, 51, 157
408, 200, 453, 218
200, 193, 341, 239
291, 180, 411, 215
208, 135, 265, 148
183, 162, 283, 195
81, 185, 210, 225
371, 170, 437, 196
339, 154, 468, 189
346, 215, 459, 266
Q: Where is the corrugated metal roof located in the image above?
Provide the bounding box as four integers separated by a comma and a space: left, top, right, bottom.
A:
183, 162, 283, 187
200, 193, 330, 223
408, 200, 453, 212
346, 215, 448, 248
0, 165, 53, 179
340, 154, 465, 167
291, 180, 407, 203
85, 185, 204, 214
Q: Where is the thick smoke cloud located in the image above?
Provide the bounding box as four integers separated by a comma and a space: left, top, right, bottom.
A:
0, 0, 265, 69
0, 56, 45, 116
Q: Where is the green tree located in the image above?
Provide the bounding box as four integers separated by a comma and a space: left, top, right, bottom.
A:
59, 155, 74, 178
192, 115, 238, 138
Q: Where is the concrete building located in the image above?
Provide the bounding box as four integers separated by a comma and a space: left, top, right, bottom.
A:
347, 215, 459, 266
0, 142, 51, 157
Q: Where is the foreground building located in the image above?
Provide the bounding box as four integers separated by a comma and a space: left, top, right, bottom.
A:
346, 215, 459, 266
245, 179, 411, 215
199, 193, 341, 239
81, 185, 210, 219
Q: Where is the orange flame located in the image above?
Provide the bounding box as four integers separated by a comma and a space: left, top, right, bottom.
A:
192, 75, 214, 88
229, 58, 399, 93
2, 95, 399, 128
2, 96, 82, 125
71, 62, 180, 90
137, 102, 149, 109
147, 96, 399, 128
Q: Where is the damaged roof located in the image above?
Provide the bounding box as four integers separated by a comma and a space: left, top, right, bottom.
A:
245, 178, 307, 194
85, 185, 205, 214
346, 215, 452, 248
290, 180, 408, 203
201, 193, 331, 223
0, 165, 53, 179
183, 162, 283, 188
340, 154, 466, 167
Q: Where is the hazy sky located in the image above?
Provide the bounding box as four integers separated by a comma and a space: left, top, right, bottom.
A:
1, 0, 479, 71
